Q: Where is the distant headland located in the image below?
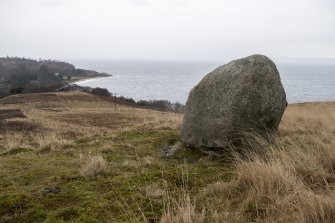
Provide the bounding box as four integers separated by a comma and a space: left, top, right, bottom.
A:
0, 56, 110, 97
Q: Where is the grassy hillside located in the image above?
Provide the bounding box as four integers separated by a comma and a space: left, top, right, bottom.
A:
0, 92, 335, 222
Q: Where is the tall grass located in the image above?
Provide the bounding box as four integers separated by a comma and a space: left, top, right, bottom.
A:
160, 102, 335, 222
160, 166, 206, 223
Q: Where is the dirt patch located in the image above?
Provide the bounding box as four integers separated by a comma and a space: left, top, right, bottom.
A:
0, 92, 104, 104
57, 92, 104, 102
0, 109, 26, 120
40, 108, 67, 112
0, 120, 40, 133
57, 112, 140, 129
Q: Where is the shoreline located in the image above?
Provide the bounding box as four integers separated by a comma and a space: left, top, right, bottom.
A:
67, 74, 112, 85
62, 73, 334, 107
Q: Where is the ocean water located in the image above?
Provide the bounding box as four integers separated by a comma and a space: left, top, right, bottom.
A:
70, 59, 335, 104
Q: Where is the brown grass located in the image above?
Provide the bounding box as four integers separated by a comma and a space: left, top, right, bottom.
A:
0, 109, 26, 119
2, 92, 335, 222
160, 168, 206, 223
145, 184, 167, 199
0, 91, 182, 153
160, 197, 205, 223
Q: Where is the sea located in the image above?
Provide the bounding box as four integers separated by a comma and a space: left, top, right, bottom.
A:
69, 59, 335, 104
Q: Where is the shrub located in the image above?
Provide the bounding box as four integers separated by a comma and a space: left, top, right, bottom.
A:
137, 100, 172, 111
79, 154, 108, 179
91, 87, 110, 97
9, 87, 24, 94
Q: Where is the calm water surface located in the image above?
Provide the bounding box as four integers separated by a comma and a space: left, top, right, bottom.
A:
71, 59, 335, 104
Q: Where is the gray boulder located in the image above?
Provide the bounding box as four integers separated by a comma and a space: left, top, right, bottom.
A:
180, 54, 287, 149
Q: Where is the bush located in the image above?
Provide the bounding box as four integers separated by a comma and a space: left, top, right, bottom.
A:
117, 96, 136, 104
137, 100, 172, 110
9, 87, 24, 95
91, 87, 110, 97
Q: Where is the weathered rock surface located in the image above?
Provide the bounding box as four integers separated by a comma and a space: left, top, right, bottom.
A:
180, 54, 287, 149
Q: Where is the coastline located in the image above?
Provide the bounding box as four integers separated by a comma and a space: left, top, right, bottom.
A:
67, 75, 335, 107
68, 74, 112, 85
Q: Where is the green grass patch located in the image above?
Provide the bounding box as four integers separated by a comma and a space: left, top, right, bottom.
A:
0, 129, 233, 222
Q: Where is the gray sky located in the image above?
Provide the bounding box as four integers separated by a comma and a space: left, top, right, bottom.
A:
1, 0, 335, 60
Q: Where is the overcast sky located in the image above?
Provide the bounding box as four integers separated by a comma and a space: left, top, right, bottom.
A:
1, 0, 335, 60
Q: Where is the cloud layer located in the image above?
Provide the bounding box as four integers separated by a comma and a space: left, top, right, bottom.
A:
1, 0, 334, 60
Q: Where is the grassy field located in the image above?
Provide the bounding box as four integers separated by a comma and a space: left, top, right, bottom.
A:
1, 92, 335, 222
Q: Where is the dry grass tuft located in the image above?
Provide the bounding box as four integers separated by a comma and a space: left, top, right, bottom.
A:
143, 156, 156, 165
160, 195, 205, 223
123, 156, 157, 168
35, 133, 72, 151
79, 154, 108, 179
1, 133, 26, 151
145, 184, 167, 199
159, 166, 206, 223
219, 149, 335, 222
122, 159, 141, 168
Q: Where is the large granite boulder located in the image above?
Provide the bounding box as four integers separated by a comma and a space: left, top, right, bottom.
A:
180, 54, 287, 149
